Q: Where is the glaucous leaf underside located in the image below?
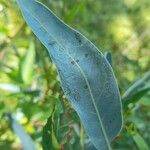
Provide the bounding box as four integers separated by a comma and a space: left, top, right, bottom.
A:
17, 0, 123, 149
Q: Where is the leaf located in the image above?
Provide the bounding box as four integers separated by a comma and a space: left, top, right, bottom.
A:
20, 42, 35, 84
85, 141, 97, 150
133, 132, 149, 150
104, 52, 112, 66
16, 1, 123, 149
122, 71, 150, 108
65, 1, 85, 22
0, 83, 20, 93
42, 107, 61, 150
7, 113, 36, 150
126, 124, 149, 150
0, 83, 40, 96
139, 94, 150, 106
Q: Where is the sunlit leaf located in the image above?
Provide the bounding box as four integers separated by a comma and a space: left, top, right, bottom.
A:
7, 113, 37, 150
20, 42, 35, 84
0, 83, 20, 93
133, 132, 149, 150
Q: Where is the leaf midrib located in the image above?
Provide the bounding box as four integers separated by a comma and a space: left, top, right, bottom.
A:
21, 1, 111, 149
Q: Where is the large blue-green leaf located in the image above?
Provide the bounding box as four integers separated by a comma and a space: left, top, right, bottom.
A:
16, 1, 123, 149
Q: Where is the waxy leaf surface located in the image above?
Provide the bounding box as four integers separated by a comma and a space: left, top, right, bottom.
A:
17, 0, 123, 149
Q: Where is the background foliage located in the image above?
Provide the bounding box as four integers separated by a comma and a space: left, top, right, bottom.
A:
0, 0, 149, 149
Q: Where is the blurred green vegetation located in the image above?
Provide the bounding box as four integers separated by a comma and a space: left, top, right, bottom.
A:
0, 0, 149, 149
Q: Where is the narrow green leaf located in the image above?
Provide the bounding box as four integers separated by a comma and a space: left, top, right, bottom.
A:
20, 42, 35, 84
42, 107, 61, 150
133, 132, 149, 150
16, 1, 123, 149
122, 71, 150, 107
7, 113, 36, 150
126, 125, 149, 150
65, 1, 85, 22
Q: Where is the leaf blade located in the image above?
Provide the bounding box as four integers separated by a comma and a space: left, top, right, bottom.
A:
8, 114, 36, 150
42, 108, 61, 150
17, 1, 123, 149
20, 42, 35, 84
122, 71, 150, 108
